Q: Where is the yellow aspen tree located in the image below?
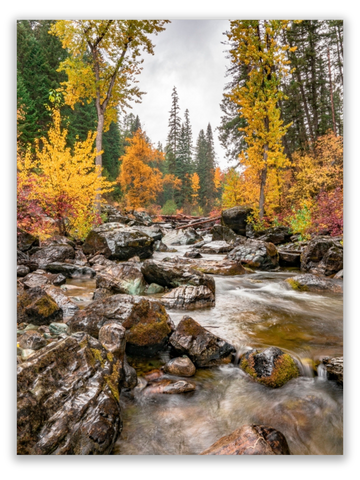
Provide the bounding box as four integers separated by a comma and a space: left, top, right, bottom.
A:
190, 172, 200, 205
227, 20, 295, 219
19, 109, 114, 239
50, 21, 169, 171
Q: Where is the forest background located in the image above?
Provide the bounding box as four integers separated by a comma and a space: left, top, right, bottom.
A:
17, 19, 343, 242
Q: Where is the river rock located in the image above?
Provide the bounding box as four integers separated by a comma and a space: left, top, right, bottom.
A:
82, 223, 154, 260
18, 330, 47, 350
163, 356, 196, 377
44, 262, 96, 278
43, 285, 80, 318
17, 286, 63, 325
162, 257, 247, 276
74, 248, 88, 266
67, 294, 174, 356
160, 285, 215, 310
145, 283, 165, 294
278, 249, 301, 267
221, 206, 252, 236
154, 240, 171, 252
162, 228, 203, 246
334, 269, 343, 279
17, 250, 39, 272
200, 424, 290, 455
227, 239, 279, 270
239, 347, 300, 388
169, 316, 235, 367
285, 274, 342, 293
141, 259, 215, 294
257, 227, 292, 245
96, 262, 147, 295
301, 236, 343, 275
30, 245, 75, 267
17, 265, 30, 277
17, 328, 125, 455
210, 225, 237, 242
198, 241, 234, 254
184, 251, 203, 258
321, 356, 343, 385
17, 228, 39, 252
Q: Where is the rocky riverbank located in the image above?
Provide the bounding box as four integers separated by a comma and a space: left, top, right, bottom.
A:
17, 205, 343, 455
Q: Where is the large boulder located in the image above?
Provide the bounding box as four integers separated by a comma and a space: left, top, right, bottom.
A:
221, 206, 252, 236
96, 262, 147, 296
278, 249, 301, 268
43, 285, 80, 318
285, 274, 343, 294
141, 259, 215, 294
82, 223, 154, 260
67, 294, 174, 356
246, 226, 292, 245
162, 256, 247, 276
21, 270, 66, 289
210, 224, 237, 242
17, 325, 127, 455
198, 241, 234, 254
43, 262, 96, 278
227, 239, 279, 270
17, 286, 63, 325
200, 425, 290, 455
162, 228, 203, 246
30, 245, 75, 268
239, 347, 300, 388
160, 285, 215, 310
301, 236, 343, 275
169, 316, 235, 367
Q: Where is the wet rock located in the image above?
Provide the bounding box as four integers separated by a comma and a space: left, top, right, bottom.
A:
160, 285, 215, 310
30, 245, 75, 268
301, 236, 343, 275
162, 228, 203, 246
41, 235, 76, 249
211, 225, 237, 242
96, 262, 147, 295
200, 425, 290, 455
257, 227, 292, 245
184, 251, 203, 259
17, 286, 63, 325
162, 380, 196, 394
74, 248, 88, 266
17, 228, 39, 252
17, 265, 30, 277
133, 225, 163, 241
122, 356, 138, 389
21, 348, 36, 361
18, 330, 47, 350
88, 254, 115, 267
154, 240, 170, 252
239, 347, 300, 388
163, 356, 196, 377
49, 322, 70, 336
82, 223, 154, 260
145, 283, 165, 294
43, 285, 80, 318
22, 271, 50, 289
17, 250, 39, 272
17, 332, 124, 455
198, 241, 233, 254
128, 256, 141, 263
162, 257, 247, 276
169, 316, 235, 367
92, 288, 113, 301
278, 250, 301, 268
133, 210, 153, 225
285, 274, 342, 293
221, 206, 252, 236
321, 356, 343, 385
227, 239, 279, 270
334, 269, 343, 279
141, 259, 215, 294
67, 294, 175, 356
43, 262, 96, 278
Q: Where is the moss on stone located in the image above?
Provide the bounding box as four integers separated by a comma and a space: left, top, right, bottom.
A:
90, 348, 106, 368
33, 296, 58, 317
105, 359, 121, 402
240, 351, 299, 388
286, 278, 309, 291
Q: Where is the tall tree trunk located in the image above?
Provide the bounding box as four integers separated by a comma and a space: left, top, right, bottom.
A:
327, 47, 337, 136
259, 145, 268, 220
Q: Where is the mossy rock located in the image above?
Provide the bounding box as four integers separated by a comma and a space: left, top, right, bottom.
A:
286, 278, 309, 291
17, 286, 63, 325
240, 347, 300, 388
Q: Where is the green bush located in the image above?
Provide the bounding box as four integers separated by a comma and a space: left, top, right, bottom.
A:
161, 199, 178, 215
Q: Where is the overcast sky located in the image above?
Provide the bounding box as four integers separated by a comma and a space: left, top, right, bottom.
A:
125, 20, 231, 169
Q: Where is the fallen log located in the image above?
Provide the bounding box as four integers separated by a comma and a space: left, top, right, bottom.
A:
175, 215, 221, 230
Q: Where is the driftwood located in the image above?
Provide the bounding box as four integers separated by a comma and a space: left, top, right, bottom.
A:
175, 215, 221, 230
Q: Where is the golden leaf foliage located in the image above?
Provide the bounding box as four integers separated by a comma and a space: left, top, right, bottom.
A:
18, 109, 114, 239
190, 172, 200, 205
118, 130, 181, 209
50, 20, 169, 131
226, 20, 292, 217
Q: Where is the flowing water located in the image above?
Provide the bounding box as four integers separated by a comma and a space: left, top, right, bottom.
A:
64, 245, 343, 455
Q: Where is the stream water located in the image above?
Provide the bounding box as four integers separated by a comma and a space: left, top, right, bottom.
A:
63, 244, 343, 455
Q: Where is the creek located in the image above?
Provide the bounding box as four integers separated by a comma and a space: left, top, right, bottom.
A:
63, 244, 343, 455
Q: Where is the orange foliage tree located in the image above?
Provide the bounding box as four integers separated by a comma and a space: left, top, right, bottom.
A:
118, 130, 181, 209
